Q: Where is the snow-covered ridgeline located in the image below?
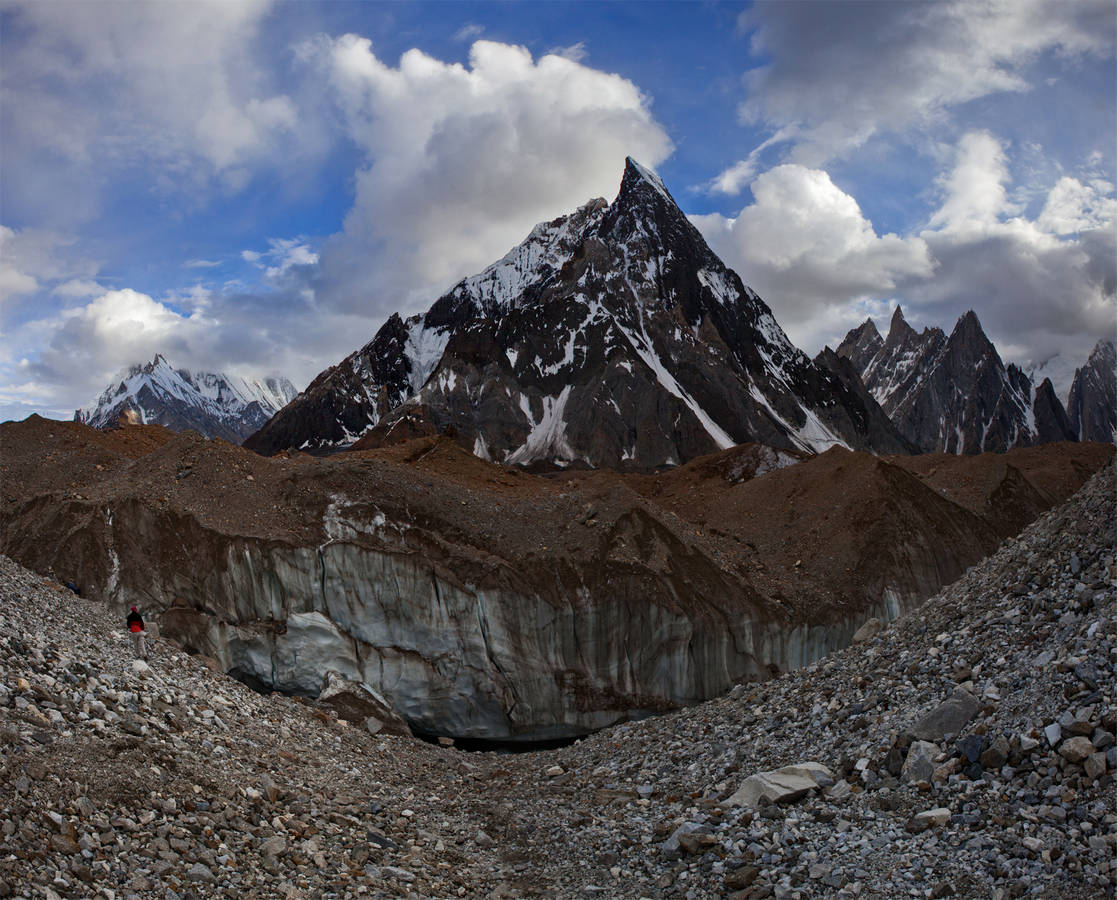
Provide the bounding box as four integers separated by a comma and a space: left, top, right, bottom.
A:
75, 354, 297, 442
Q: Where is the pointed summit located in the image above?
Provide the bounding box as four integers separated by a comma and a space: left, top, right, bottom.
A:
598, 157, 722, 281
619, 157, 676, 205
887, 306, 915, 342
835, 318, 883, 374
945, 310, 999, 367
1032, 377, 1077, 444
601, 157, 688, 230
839, 306, 1076, 454
248, 157, 911, 463
951, 309, 985, 339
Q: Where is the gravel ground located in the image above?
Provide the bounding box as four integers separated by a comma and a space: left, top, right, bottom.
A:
1, 462, 1114, 900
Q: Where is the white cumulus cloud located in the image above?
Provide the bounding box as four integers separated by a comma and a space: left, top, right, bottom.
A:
1037, 176, 1117, 235
692, 165, 933, 349
909, 132, 1116, 383
0, 226, 100, 311
1, 0, 300, 224
927, 131, 1019, 236
309, 37, 673, 313
693, 131, 1115, 397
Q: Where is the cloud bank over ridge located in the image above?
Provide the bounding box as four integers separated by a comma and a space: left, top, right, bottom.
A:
0, 0, 1113, 419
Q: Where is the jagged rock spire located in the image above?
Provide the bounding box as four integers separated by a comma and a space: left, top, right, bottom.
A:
838, 309, 1080, 453
1067, 339, 1117, 442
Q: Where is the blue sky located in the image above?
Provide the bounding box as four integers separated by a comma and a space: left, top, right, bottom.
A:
2, 0, 1114, 421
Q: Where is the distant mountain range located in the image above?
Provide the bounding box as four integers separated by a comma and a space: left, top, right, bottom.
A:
834, 308, 1114, 453
246, 158, 910, 465
75, 355, 297, 444
79, 162, 1112, 463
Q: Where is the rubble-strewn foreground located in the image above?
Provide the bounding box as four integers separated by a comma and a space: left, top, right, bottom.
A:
2, 462, 1115, 899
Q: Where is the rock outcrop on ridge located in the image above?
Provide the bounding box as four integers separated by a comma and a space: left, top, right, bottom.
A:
1, 461, 1113, 898
246, 159, 911, 466
835, 307, 1078, 453
75, 354, 297, 445
2, 415, 1111, 742
1066, 338, 1117, 443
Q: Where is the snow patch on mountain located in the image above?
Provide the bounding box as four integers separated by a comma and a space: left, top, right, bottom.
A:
612, 317, 735, 451
403, 323, 452, 394
455, 201, 607, 314
506, 386, 577, 465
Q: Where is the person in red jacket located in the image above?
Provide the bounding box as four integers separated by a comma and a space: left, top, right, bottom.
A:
126, 606, 147, 659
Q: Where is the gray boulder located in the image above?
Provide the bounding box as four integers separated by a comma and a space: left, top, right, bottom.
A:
912, 688, 979, 741
901, 740, 939, 783
725, 762, 834, 807
852, 618, 882, 643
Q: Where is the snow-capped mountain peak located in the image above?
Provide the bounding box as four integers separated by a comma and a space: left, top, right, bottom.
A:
246, 158, 911, 465
76, 355, 297, 444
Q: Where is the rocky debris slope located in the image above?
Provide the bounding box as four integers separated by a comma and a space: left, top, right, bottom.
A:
485, 460, 1116, 899
247, 158, 910, 465
0, 554, 543, 900
1, 415, 1112, 742
834, 308, 1077, 454
1066, 339, 1116, 444
2, 461, 1114, 899
75, 355, 297, 445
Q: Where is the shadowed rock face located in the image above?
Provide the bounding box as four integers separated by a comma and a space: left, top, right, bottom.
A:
1, 417, 1111, 739
834, 318, 884, 375
1033, 378, 1077, 444
837, 309, 1077, 453
1067, 339, 1116, 443
247, 159, 910, 466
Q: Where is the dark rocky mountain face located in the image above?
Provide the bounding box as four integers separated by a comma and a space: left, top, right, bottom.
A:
1032, 378, 1077, 444
75, 355, 296, 444
247, 159, 910, 465
1067, 339, 1116, 443
834, 317, 883, 374
837, 308, 1076, 453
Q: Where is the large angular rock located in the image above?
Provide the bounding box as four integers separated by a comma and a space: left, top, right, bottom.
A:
912, 688, 980, 741
906, 808, 952, 834
851, 617, 882, 643
901, 740, 940, 783
724, 762, 834, 807
1058, 736, 1095, 764
317, 671, 410, 736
